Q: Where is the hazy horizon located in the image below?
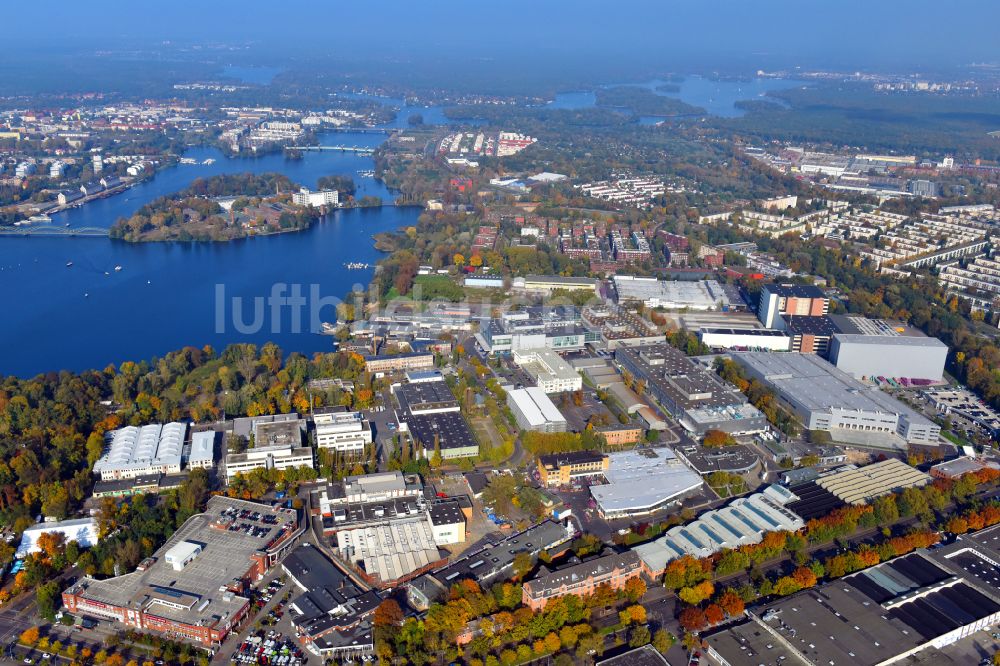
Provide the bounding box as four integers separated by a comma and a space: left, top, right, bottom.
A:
3, 0, 999, 80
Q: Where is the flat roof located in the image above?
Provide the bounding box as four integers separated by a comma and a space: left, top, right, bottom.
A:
65, 497, 297, 630
590, 448, 703, 515
397, 379, 459, 411
405, 412, 478, 452
832, 333, 947, 348
614, 276, 730, 309
732, 352, 936, 427
763, 283, 826, 298
782, 314, 839, 336
701, 327, 789, 337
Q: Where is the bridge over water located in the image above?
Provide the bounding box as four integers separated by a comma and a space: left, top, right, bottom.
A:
288, 145, 376, 154
0, 225, 108, 237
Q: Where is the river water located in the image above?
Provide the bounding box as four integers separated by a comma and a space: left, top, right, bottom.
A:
0, 126, 425, 377
1, 76, 801, 377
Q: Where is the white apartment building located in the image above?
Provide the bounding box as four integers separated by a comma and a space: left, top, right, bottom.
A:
292, 187, 339, 208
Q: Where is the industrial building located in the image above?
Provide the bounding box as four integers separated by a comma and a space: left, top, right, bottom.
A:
634, 485, 804, 576
512, 348, 583, 393
615, 344, 767, 436
830, 333, 948, 382
319, 471, 423, 511
758, 283, 829, 328
507, 387, 569, 433
705, 543, 1000, 666
394, 378, 460, 415
312, 407, 373, 456
93, 422, 187, 481
732, 352, 940, 448
62, 497, 299, 646
477, 306, 600, 355
336, 517, 445, 587
521, 550, 643, 610
363, 352, 434, 376
613, 275, 731, 310
537, 450, 609, 487
187, 430, 216, 470
224, 436, 314, 483
812, 458, 930, 504
589, 448, 704, 520
16, 518, 99, 558
282, 544, 378, 660
403, 411, 480, 460
699, 327, 792, 352
406, 520, 572, 609
781, 314, 839, 355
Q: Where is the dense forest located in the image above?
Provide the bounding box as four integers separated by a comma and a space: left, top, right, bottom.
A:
717, 83, 1000, 161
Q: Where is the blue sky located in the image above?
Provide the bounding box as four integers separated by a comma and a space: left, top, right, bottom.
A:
3, 1, 998, 73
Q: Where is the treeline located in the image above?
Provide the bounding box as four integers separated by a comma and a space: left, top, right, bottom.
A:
374, 569, 654, 665
0, 343, 375, 540
670, 468, 1000, 637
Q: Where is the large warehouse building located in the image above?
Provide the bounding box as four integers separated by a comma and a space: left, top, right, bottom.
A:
615, 344, 767, 436
732, 352, 940, 448
634, 485, 803, 576
93, 422, 187, 480
508, 387, 569, 433
589, 448, 704, 519
614, 276, 731, 310
62, 497, 300, 646
830, 333, 948, 382
706, 539, 1000, 666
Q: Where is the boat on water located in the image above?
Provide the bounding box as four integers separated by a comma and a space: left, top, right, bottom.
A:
66, 261, 73, 267
114, 265, 123, 272
343, 262, 370, 270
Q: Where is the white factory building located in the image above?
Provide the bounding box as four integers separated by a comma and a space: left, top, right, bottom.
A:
614, 276, 731, 310
16, 518, 100, 558
93, 422, 188, 481
830, 333, 948, 382
590, 448, 704, 520
733, 352, 940, 448
512, 349, 582, 393
699, 327, 792, 352
634, 485, 804, 576
507, 387, 568, 433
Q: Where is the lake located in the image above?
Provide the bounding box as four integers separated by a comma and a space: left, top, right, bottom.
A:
0, 127, 420, 377
548, 76, 805, 117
